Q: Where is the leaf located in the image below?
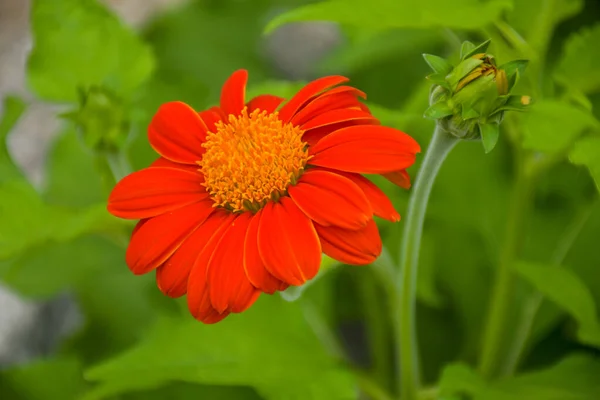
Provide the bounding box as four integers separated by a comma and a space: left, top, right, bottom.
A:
0, 357, 85, 400
479, 123, 500, 153
0, 236, 120, 299
265, 0, 512, 33
0, 96, 27, 180
556, 24, 600, 94
423, 54, 453, 75
438, 355, 600, 400
84, 296, 356, 400
0, 181, 123, 260
514, 261, 600, 348
438, 362, 487, 397
569, 136, 600, 192
27, 0, 155, 102
461, 39, 492, 60
424, 102, 453, 119
521, 100, 599, 154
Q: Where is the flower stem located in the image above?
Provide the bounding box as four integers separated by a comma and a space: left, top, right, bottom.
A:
478, 152, 534, 378
95, 150, 131, 195
396, 125, 458, 400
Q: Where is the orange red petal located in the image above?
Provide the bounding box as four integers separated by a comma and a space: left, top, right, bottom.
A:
278, 75, 349, 122
290, 86, 366, 126
149, 157, 200, 173
148, 101, 208, 164
125, 201, 214, 275
198, 107, 224, 132
207, 213, 261, 313
308, 125, 420, 174
187, 211, 236, 324
315, 219, 382, 265
383, 169, 412, 189
243, 210, 288, 294
220, 70, 248, 116
156, 211, 231, 298
288, 169, 372, 230
107, 167, 207, 219
258, 198, 321, 286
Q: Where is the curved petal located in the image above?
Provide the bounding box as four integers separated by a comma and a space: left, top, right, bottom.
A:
300, 109, 377, 131
312, 167, 400, 222
315, 219, 382, 265
220, 69, 248, 116
156, 211, 230, 298
148, 101, 208, 164
243, 210, 288, 294
383, 169, 411, 189
187, 211, 236, 324
207, 213, 261, 313
247, 94, 285, 114
108, 167, 207, 219
150, 157, 200, 173
288, 169, 371, 230
278, 76, 349, 122
199, 107, 224, 132
291, 86, 366, 126
258, 197, 321, 286
302, 119, 380, 147
126, 201, 215, 275
308, 125, 420, 174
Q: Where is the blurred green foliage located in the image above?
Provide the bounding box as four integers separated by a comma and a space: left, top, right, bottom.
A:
1, 0, 600, 399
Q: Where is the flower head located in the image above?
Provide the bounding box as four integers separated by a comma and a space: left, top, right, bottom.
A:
107, 70, 420, 323
423, 40, 531, 152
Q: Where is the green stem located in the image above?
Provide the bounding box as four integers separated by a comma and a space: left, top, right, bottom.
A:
95, 150, 132, 195
396, 126, 458, 400
478, 151, 534, 378
502, 202, 595, 375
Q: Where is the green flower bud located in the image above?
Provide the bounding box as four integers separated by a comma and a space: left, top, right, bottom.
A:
62, 86, 130, 152
423, 40, 531, 153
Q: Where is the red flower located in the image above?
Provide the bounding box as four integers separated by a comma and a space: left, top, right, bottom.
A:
107, 70, 420, 323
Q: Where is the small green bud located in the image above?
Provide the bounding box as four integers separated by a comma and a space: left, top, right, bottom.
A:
423, 40, 531, 152
62, 86, 130, 152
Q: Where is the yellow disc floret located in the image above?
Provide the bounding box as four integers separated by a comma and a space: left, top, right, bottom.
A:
199, 108, 309, 212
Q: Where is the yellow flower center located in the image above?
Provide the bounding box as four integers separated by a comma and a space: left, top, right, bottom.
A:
199, 108, 309, 213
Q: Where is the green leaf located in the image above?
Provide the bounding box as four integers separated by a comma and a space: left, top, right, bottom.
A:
514, 261, 600, 347
424, 102, 453, 119
500, 59, 529, 79
423, 54, 453, 75
569, 136, 600, 192
461, 39, 492, 60
0, 181, 123, 259
479, 123, 500, 153
439, 355, 600, 400
438, 362, 487, 397
27, 0, 155, 102
460, 41, 476, 59
43, 129, 104, 206
0, 357, 85, 400
265, 0, 512, 33
0, 96, 27, 180
521, 100, 599, 154
492, 94, 532, 114
84, 296, 356, 400
556, 24, 600, 94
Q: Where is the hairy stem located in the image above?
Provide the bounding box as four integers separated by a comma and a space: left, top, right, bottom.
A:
396, 126, 458, 399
